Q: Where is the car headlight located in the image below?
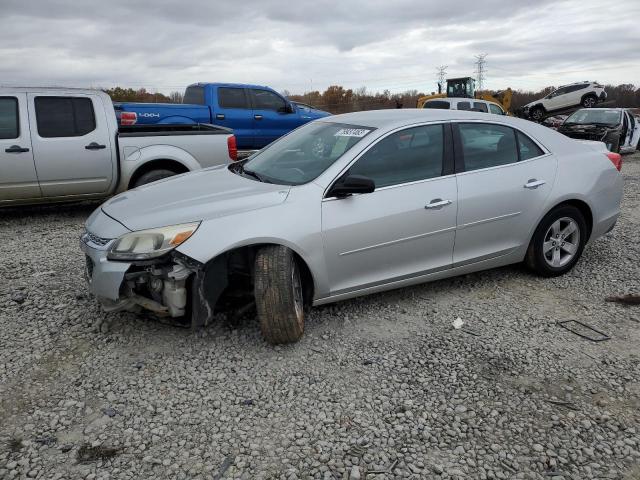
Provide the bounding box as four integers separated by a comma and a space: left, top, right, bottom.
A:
107, 222, 200, 261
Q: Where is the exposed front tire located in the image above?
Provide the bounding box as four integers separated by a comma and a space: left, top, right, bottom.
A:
254, 246, 305, 344
582, 95, 597, 108
133, 169, 179, 187
525, 205, 587, 277
530, 106, 545, 122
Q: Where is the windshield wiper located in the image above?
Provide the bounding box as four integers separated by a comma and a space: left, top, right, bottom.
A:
243, 167, 271, 183
229, 161, 265, 182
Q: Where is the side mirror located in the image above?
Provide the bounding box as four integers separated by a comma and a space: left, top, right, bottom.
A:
329, 174, 375, 198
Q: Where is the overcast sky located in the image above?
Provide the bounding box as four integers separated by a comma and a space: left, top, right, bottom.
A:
1, 0, 639, 96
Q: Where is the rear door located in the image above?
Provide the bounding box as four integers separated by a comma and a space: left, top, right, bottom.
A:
322, 123, 457, 294
249, 88, 299, 148
213, 87, 254, 149
0, 94, 40, 200
453, 122, 557, 265
28, 93, 114, 197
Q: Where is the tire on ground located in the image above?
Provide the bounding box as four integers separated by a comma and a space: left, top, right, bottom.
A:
133, 168, 179, 187
254, 245, 305, 344
525, 205, 587, 277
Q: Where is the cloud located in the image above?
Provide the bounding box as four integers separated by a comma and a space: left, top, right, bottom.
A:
1, 0, 638, 95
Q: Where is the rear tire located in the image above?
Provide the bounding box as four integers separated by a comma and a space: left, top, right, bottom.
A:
133, 169, 179, 187
582, 95, 597, 108
525, 205, 587, 277
254, 246, 305, 344
530, 107, 545, 122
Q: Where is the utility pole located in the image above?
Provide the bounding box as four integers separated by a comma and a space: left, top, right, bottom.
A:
474, 54, 487, 91
436, 65, 447, 94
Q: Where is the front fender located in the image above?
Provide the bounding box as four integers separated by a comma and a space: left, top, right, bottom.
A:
175, 185, 330, 299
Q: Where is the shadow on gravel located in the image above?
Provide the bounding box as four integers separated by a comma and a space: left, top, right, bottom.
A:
0, 201, 100, 220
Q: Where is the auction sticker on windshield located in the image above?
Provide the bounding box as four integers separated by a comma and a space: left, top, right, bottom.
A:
334, 128, 371, 137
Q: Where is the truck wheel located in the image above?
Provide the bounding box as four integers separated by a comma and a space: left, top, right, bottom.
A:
582, 95, 597, 108
133, 169, 179, 187
254, 245, 305, 344
525, 205, 587, 277
530, 107, 544, 122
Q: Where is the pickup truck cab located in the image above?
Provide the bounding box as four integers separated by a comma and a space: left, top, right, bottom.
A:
0, 87, 236, 206
115, 83, 331, 150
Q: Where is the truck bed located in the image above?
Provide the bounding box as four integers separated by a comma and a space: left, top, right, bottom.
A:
118, 123, 232, 137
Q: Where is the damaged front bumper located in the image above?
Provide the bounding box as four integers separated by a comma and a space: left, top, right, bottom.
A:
80, 232, 223, 327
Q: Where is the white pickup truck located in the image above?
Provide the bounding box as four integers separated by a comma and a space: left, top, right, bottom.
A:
0, 87, 237, 206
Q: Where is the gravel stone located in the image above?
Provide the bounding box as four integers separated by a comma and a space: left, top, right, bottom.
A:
1, 154, 640, 479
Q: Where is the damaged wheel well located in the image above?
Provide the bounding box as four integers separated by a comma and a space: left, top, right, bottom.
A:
191, 244, 315, 327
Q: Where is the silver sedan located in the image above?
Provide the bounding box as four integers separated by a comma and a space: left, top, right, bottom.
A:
81, 109, 623, 344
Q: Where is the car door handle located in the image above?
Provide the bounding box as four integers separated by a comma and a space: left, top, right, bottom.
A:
5, 145, 30, 153
524, 179, 546, 189
425, 199, 452, 209
85, 142, 106, 150
254, 115, 263, 120
216, 114, 225, 120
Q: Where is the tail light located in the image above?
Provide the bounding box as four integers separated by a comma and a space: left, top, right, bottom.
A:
606, 152, 622, 171
120, 111, 137, 126
227, 135, 238, 161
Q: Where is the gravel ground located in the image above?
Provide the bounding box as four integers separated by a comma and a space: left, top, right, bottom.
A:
1, 153, 639, 480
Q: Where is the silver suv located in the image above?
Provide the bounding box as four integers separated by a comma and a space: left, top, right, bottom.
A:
524, 81, 607, 121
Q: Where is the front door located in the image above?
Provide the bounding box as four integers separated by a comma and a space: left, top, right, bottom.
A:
249, 88, 299, 148
0, 94, 40, 201
322, 123, 457, 295
28, 93, 114, 197
453, 122, 557, 265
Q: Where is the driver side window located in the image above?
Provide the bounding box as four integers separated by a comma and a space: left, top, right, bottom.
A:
250, 89, 287, 111
348, 125, 444, 189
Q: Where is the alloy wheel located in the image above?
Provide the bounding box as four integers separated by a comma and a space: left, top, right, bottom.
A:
542, 217, 580, 268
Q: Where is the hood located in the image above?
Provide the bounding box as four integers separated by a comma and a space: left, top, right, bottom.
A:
101, 166, 290, 231
293, 103, 331, 119
558, 123, 619, 133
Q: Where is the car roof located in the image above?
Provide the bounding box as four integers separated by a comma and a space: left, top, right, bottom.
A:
322, 108, 509, 129
190, 82, 274, 90
425, 97, 496, 104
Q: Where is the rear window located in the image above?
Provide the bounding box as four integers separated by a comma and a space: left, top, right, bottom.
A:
473, 102, 489, 113
183, 86, 206, 105
517, 131, 544, 161
218, 87, 249, 109
423, 100, 450, 110
35, 97, 96, 138
0, 97, 19, 139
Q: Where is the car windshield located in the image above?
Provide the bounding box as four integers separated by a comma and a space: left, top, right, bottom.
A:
236, 122, 375, 185
565, 109, 621, 126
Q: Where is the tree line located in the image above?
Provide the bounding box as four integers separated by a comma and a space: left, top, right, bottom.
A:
104, 84, 640, 113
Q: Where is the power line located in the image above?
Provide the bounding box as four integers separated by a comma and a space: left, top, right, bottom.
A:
474, 53, 488, 91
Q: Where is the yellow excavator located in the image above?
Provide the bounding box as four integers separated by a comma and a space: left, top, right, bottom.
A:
416, 76, 513, 113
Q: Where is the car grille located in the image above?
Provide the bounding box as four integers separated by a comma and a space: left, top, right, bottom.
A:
566, 132, 605, 141
82, 230, 112, 247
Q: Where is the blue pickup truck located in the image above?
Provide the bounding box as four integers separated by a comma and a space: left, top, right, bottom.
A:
115, 83, 330, 150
